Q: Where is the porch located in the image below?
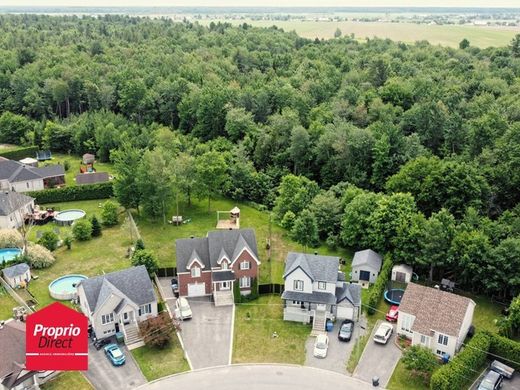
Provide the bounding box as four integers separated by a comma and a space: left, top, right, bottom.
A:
212, 270, 235, 307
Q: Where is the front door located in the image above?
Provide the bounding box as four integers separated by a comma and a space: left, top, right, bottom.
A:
115, 322, 120, 333
123, 312, 131, 324
221, 281, 230, 290
316, 304, 326, 312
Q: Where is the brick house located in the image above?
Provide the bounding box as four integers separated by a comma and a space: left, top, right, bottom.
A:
176, 229, 260, 306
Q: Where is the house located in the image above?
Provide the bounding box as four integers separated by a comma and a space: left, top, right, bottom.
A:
0, 191, 35, 229
397, 283, 476, 358
391, 264, 413, 283
2, 263, 30, 288
75, 172, 109, 185
176, 228, 260, 306
0, 158, 65, 192
77, 265, 158, 346
281, 252, 362, 331
351, 249, 382, 287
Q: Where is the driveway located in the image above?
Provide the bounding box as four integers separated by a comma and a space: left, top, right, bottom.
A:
137, 364, 376, 390
354, 320, 401, 387
85, 340, 146, 390
470, 367, 520, 390
305, 320, 364, 374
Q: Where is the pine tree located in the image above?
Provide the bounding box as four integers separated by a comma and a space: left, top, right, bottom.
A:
91, 215, 102, 237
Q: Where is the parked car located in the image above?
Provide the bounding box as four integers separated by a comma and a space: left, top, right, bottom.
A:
477, 370, 503, 390
171, 277, 179, 295
373, 322, 393, 344
385, 305, 399, 322
491, 360, 515, 379
175, 297, 192, 320
338, 319, 354, 342
313, 333, 329, 358
93, 338, 111, 350
104, 343, 126, 366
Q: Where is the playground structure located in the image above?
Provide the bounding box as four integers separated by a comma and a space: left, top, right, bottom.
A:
80, 153, 96, 173
216, 206, 240, 230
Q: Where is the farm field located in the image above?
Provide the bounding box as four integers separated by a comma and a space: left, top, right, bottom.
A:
206, 19, 520, 48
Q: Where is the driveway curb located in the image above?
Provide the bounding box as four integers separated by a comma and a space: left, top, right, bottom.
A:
228, 303, 235, 365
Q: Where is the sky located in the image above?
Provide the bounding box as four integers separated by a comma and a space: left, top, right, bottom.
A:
1, 0, 519, 7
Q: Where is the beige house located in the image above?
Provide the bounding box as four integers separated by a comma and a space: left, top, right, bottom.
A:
397, 283, 475, 358
0, 192, 34, 229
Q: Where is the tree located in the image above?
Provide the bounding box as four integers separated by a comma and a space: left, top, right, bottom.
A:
225, 107, 256, 142
511, 34, 520, 57
38, 231, 59, 251
101, 201, 119, 226
488, 238, 520, 298
334, 28, 342, 38
0, 112, 35, 144
289, 126, 311, 175
273, 174, 319, 222
176, 153, 197, 207
90, 215, 102, 237
135, 238, 145, 250
64, 235, 72, 250
459, 38, 470, 49
341, 191, 382, 248
194, 151, 229, 212
112, 142, 142, 211
309, 190, 342, 239
402, 345, 438, 383
72, 219, 93, 241
291, 209, 319, 249
138, 312, 179, 349
131, 249, 158, 276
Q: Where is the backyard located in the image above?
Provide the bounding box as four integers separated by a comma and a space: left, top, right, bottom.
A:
40, 372, 92, 390
0, 285, 18, 320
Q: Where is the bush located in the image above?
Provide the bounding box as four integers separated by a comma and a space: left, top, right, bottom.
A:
234, 278, 242, 303
72, 219, 93, 241
0, 145, 38, 160
131, 249, 158, 276
430, 332, 491, 390
367, 255, 393, 315
63, 235, 72, 250
326, 234, 339, 250
488, 332, 520, 370
38, 231, 59, 251
25, 243, 56, 269
135, 238, 145, 250
139, 312, 178, 349
101, 200, 119, 226
63, 159, 70, 171
402, 345, 438, 384
280, 210, 296, 230
90, 215, 102, 237
0, 229, 23, 248
27, 182, 113, 204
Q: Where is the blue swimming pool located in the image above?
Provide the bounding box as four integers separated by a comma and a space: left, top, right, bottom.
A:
0, 248, 22, 264
49, 274, 87, 300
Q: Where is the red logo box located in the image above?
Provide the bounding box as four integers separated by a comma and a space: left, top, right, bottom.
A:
26, 302, 88, 370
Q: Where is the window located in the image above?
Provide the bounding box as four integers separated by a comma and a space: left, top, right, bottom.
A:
221, 261, 228, 270
101, 313, 114, 325
293, 280, 304, 291
239, 276, 250, 288
191, 267, 201, 278
318, 281, 326, 290
138, 303, 152, 316
26, 182, 29, 188
436, 350, 445, 356
401, 315, 412, 332
240, 261, 250, 270
438, 334, 449, 346
420, 335, 429, 346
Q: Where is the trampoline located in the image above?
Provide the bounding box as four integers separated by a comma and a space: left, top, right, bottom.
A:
384, 288, 405, 305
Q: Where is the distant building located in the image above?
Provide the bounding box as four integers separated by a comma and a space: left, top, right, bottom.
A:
0, 158, 65, 192
350, 249, 383, 287
0, 191, 35, 229
2, 263, 30, 288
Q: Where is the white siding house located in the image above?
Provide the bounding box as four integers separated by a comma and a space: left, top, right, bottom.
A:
2, 263, 30, 288
0, 192, 34, 229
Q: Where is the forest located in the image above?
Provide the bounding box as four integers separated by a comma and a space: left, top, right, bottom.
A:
1, 14, 520, 301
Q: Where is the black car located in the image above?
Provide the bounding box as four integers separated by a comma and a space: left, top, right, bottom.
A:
171, 277, 179, 295
338, 319, 354, 342
477, 370, 503, 390
93, 338, 111, 350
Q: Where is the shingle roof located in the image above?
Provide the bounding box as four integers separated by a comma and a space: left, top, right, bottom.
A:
0, 320, 26, 379
281, 290, 337, 305
352, 249, 383, 270
78, 266, 156, 314
176, 237, 211, 271
33, 165, 65, 179
336, 282, 362, 307
0, 158, 64, 183
283, 252, 339, 283
0, 191, 34, 216
2, 263, 29, 279
212, 271, 235, 282
399, 283, 475, 337
75, 172, 109, 185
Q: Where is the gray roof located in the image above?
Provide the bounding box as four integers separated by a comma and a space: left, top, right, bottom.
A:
0, 158, 64, 183
281, 290, 337, 305
0, 191, 34, 216
212, 270, 235, 282
78, 266, 156, 314
3, 263, 29, 279
283, 252, 339, 283
336, 282, 362, 307
33, 165, 65, 179
352, 249, 383, 271
176, 237, 211, 271
0, 320, 26, 380
76, 172, 109, 185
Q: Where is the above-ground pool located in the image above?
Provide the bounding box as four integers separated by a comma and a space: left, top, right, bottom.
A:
384, 288, 405, 305
0, 248, 22, 264
49, 274, 87, 300
54, 209, 86, 226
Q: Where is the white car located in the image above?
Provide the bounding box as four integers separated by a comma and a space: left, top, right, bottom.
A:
373, 322, 393, 344
313, 333, 329, 358
174, 297, 192, 320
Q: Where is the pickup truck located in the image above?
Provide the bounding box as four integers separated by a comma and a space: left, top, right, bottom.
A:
491, 360, 515, 379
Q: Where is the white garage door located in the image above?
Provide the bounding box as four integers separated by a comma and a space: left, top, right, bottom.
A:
337, 306, 354, 320
187, 283, 206, 297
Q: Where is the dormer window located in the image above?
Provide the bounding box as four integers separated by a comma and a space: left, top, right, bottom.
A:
318, 281, 326, 290
222, 261, 228, 270
294, 280, 304, 291
191, 267, 201, 278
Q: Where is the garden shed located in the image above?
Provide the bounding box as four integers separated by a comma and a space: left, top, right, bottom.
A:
391, 264, 413, 283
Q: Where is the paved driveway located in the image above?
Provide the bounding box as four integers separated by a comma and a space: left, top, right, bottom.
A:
304, 320, 364, 374
85, 341, 146, 390
470, 367, 520, 390
354, 321, 401, 387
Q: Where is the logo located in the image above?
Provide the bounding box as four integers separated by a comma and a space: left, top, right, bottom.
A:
26, 302, 88, 370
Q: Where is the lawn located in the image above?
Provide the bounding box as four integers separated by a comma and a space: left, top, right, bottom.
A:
466, 293, 503, 334
387, 359, 436, 390
40, 372, 93, 390
233, 295, 310, 364
134, 197, 352, 283
0, 285, 18, 320
131, 333, 190, 381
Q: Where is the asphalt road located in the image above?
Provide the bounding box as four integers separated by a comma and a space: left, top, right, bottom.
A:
137, 364, 376, 390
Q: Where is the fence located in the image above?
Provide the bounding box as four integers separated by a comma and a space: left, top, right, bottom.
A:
157, 268, 177, 277
125, 210, 141, 242
258, 283, 284, 295
0, 275, 33, 313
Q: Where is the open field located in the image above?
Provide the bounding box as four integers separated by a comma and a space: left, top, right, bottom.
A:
207, 19, 520, 48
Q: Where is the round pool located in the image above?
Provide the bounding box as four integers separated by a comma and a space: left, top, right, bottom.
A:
0, 248, 22, 264
384, 288, 405, 305
49, 274, 87, 300
54, 209, 86, 226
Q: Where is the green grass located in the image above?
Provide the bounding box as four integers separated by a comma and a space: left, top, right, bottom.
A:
233, 295, 310, 364
131, 334, 190, 381
387, 359, 436, 390
40, 372, 93, 390
467, 294, 503, 334
0, 286, 18, 321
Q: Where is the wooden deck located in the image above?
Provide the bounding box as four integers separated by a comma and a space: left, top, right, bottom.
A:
216, 220, 239, 230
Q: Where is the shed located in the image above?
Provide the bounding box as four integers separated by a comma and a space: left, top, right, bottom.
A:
82, 153, 95, 164
19, 157, 38, 167
350, 249, 382, 287
3, 263, 31, 288
391, 264, 413, 283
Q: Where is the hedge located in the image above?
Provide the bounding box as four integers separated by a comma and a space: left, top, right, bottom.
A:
488, 332, 520, 370
367, 255, 393, 315
27, 182, 113, 204
430, 332, 491, 390
0, 145, 38, 160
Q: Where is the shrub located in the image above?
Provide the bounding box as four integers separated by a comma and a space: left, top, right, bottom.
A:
0, 145, 38, 160
488, 332, 520, 370
233, 279, 242, 303
72, 219, 93, 241
326, 234, 339, 250
367, 255, 393, 315
0, 229, 23, 248
135, 238, 145, 250
402, 345, 438, 384
63, 159, 70, 171
131, 249, 158, 276
63, 235, 72, 250
90, 215, 102, 237
101, 200, 119, 226
27, 182, 113, 204
38, 231, 59, 251
280, 210, 296, 230
25, 243, 55, 269
139, 312, 178, 349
